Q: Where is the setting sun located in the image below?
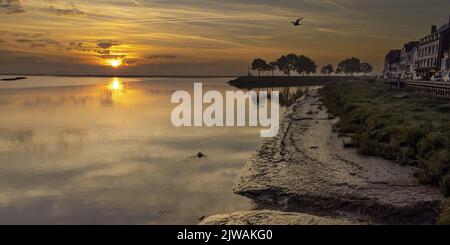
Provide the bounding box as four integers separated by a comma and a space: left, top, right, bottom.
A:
109, 59, 122, 68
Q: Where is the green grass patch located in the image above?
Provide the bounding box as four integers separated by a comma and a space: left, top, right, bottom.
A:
438, 198, 450, 225
319, 81, 450, 192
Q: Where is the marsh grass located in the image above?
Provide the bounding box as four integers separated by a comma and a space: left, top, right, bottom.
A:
319, 81, 450, 223
438, 198, 450, 224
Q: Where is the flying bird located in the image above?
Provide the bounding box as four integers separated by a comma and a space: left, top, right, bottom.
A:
292, 18, 304, 26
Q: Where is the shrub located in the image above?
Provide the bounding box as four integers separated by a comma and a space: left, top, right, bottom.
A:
440, 175, 450, 196
436, 104, 450, 113
418, 133, 447, 158
320, 81, 450, 190
417, 150, 450, 184
438, 198, 450, 225
320, 81, 450, 222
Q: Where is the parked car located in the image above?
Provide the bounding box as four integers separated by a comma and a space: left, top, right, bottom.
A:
413, 75, 423, 81
444, 75, 450, 82
431, 75, 443, 82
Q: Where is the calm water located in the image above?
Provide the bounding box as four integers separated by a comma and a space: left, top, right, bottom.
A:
0, 76, 307, 224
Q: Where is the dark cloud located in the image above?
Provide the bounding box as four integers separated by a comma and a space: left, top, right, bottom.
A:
145, 54, 177, 60
16, 39, 32, 43
31, 44, 47, 48
39, 39, 60, 46
47, 5, 86, 17
123, 58, 145, 65
69, 42, 85, 48
0, 0, 25, 14
97, 54, 126, 60
96, 49, 110, 55
30, 33, 51, 38
71, 42, 85, 48
121, 55, 178, 66
14, 38, 60, 49
8, 32, 52, 39
97, 42, 119, 49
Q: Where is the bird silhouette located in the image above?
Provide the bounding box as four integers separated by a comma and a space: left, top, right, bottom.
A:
292, 17, 304, 26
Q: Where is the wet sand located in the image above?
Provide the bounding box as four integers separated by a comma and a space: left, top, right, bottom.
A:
199, 210, 362, 225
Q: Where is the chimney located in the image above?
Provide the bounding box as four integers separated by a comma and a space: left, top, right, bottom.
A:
431, 25, 437, 33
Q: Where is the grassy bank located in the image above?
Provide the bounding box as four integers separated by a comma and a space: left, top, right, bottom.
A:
319, 81, 450, 224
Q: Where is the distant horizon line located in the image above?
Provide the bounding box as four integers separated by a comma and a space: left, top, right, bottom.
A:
0, 73, 380, 78
0, 73, 245, 79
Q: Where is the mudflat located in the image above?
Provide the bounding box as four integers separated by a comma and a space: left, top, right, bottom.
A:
230, 89, 442, 224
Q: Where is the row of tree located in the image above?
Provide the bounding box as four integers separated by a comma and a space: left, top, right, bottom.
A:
251, 54, 317, 77
251, 55, 373, 76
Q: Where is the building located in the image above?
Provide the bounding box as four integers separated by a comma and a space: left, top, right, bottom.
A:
383, 15, 450, 80
416, 25, 441, 79
383, 49, 401, 79
441, 24, 450, 79
416, 17, 450, 80
400, 41, 419, 79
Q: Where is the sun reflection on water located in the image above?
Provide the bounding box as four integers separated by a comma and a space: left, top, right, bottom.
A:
108, 78, 124, 91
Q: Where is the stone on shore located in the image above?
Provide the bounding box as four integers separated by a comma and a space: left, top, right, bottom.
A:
342, 137, 355, 148
233, 90, 443, 224
199, 210, 362, 225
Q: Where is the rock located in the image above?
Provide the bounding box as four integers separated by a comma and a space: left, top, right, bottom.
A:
1, 76, 27, 81
199, 210, 363, 225
392, 94, 408, 99
342, 137, 355, 148
197, 152, 205, 158
233, 90, 443, 224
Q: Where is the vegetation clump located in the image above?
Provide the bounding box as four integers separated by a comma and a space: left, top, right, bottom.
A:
438, 198, 450, 225
319, 81, 450, 193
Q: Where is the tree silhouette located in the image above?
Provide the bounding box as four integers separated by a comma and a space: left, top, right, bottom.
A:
251, 58, 268, 77
251, 54, 320, 76
276, 55, 289, 76
321, 65, 334, 75
360, 62, 373, 76
268, 61, 278, 76
337, 57, 361, 76
276, 54, 298, 76
296, 55, 317, 76
285, 54, 299, 76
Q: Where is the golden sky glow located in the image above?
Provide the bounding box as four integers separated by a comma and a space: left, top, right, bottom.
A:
1, 0, 450, 75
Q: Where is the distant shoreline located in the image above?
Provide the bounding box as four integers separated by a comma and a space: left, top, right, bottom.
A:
228, 76, 353, 88
0, 73, 240, 79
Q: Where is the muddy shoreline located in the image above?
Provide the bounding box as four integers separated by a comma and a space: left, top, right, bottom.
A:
202, 89, 443, 225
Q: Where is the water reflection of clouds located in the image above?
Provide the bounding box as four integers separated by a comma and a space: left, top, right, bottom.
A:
0, 79, 141, 109
0, 77, 316, 224
0, 78, 261, 224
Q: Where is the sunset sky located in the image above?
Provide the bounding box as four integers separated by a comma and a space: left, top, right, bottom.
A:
1, 0, 450, 75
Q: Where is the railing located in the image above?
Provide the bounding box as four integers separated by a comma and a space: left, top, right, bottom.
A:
381, 79, 450, 99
